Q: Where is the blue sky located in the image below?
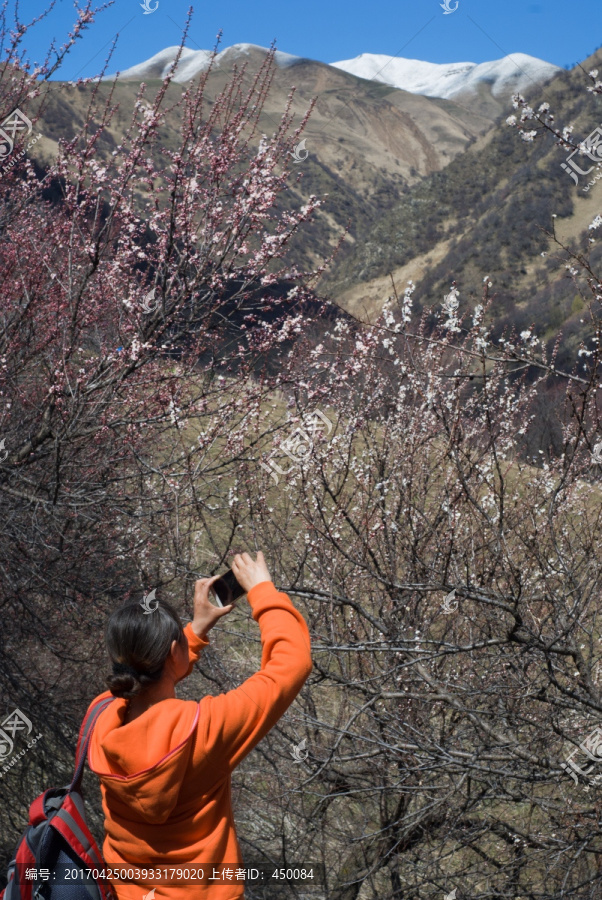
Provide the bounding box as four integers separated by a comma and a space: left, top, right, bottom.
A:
9, 0, 602, 81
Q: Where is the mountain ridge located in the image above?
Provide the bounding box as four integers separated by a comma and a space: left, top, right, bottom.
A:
106, 43, 560, 110
330, 51, 560, 101
106, 43, 306, 83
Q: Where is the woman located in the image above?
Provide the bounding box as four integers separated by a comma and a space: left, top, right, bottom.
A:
85, 551, 312, 900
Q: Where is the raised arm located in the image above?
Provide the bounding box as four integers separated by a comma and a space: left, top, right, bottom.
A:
180, 553, 311, 769
204, 579, 312, 771
178, 573, 235, 680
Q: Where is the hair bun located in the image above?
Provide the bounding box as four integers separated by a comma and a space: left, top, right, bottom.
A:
106, 668, 143, 699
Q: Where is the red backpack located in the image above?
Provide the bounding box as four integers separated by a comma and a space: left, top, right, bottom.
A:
0, 696, 117, 900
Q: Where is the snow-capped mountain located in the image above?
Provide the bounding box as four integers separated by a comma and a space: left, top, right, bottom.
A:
108, 44, 304, 83
108, 44, 560, 104
329, 52, 560, 100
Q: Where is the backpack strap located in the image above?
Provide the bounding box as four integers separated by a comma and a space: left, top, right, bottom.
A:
70, 697, 115, 793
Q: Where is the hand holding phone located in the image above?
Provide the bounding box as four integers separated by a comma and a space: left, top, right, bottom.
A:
191, 553, 272, 639
190, 576, 235, 639
230, 551, 272, 595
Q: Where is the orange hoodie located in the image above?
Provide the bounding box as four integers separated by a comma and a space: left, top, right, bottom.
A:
85, 580, 312, 900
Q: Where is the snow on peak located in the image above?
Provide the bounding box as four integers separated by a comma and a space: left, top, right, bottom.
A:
107, 43, 303, 83
107, 44, 559, 102
329, 51, 560, 100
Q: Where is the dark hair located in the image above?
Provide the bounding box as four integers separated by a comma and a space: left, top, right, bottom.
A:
105, 599, 185, 700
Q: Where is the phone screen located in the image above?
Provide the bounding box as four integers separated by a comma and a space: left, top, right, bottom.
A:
211, 568, 245, 607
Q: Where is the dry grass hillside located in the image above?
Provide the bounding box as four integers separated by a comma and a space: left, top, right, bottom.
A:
24, 43, 600, 371
26, 47, 496, 291
325, 47, 602, 373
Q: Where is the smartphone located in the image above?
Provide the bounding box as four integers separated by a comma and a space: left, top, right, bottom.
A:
211, 568, 246, 607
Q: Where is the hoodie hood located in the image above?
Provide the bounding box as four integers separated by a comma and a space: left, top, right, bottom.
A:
88, 698, 200, 824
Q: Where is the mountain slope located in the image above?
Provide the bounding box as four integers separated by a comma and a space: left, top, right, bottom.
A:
87, 44, 500, 278
16, 47, 495, 315
107, 44, 560, 121
32, 41, 600, 376
97, 43, 561, 275
103, 43, 493, 180
323, 47, 602, 372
